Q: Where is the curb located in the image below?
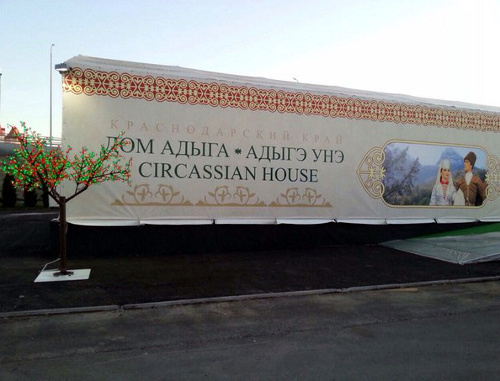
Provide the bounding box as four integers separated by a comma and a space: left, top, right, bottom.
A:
1, 275, 500, 319
0, 304, 120, 319
122, 275, 500, 310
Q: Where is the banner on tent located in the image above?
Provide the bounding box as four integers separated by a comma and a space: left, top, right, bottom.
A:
60, 56, 500, 224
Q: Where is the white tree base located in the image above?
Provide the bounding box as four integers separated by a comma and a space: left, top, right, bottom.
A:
34, 269, 91, 283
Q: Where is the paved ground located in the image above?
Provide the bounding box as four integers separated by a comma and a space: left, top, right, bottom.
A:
1, 281, 499, 380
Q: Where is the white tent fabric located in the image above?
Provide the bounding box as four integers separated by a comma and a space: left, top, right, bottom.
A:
59, 55, 500, 226
381, 232, 500, 264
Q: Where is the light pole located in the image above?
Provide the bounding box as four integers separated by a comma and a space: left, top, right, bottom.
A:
49, 43, 55, 147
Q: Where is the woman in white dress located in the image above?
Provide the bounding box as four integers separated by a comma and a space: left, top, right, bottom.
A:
429, 159, 456, 206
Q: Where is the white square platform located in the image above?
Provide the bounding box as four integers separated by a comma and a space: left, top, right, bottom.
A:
34, 269, 91, 283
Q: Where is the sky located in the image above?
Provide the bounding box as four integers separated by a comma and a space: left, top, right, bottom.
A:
398, 142, 486, 167
1, 0, 499, 138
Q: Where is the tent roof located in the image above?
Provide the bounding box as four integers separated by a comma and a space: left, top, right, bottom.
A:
64, 55, 500, 115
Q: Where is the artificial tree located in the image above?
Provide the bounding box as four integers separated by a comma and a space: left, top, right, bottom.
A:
0, 122, 131, 275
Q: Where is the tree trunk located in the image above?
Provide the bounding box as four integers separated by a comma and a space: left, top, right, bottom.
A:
54, 196, 73, 276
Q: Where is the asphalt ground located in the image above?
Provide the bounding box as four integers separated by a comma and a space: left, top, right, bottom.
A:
2, 282, 500, 380
1, 209, 500, 314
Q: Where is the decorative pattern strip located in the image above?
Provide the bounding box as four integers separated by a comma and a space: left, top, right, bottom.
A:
63, 67, 500, 132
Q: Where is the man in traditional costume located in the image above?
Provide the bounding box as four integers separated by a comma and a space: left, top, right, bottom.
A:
454, 151, 487, 206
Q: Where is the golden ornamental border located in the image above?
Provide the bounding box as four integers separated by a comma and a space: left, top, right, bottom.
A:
486, 154, 500, 201
356, 147, 386, 199
111, 183, 332, 208
63, 67, 500, 132
358, 142, 500, 206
